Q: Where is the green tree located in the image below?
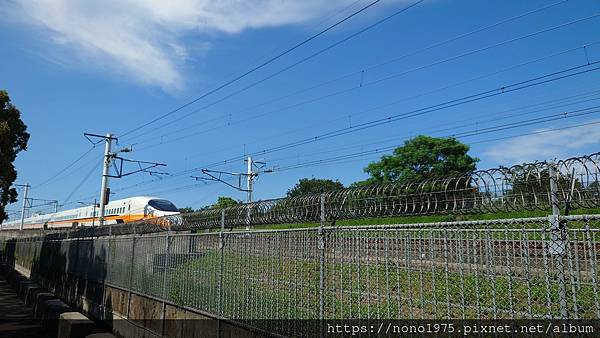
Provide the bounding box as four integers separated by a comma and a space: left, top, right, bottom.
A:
0, 90, 30, 221
286, 178, 344, 197
357, 135, 478, 185
178, 207, 194, 213
212, 196, 239, 209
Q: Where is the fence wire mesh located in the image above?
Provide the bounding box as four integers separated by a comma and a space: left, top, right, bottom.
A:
3, 214, 600, 337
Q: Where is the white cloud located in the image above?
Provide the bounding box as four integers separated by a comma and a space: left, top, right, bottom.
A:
485, 121, 600, 164
4, 0, 377, 91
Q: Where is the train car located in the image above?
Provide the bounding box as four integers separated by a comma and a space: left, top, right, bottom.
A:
0, 196, 180, 230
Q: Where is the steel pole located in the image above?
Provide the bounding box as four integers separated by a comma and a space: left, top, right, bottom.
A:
548, 162, 568, 319
92, 199, 97, 227
246, 156, 253, 231
98, 133, 113, 226
19, 183, 29, 231
319, 193, 325, 336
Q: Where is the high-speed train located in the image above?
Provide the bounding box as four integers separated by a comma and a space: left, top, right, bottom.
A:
0, 196, 180, 230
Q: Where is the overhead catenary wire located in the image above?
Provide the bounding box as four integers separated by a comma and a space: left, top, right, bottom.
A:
96, 63, 600, 198
176, 45, 600, 162
93, 87, 600, 199
123, 0, 577, 146
61, 158, 103, 209
102, 108, 600, 200
265, 90, 600, 164
273, 113, 600, 172
199, 60, 600, 169
133, 41, 600, 152
16, 0, 596, 218
33, 146, 97, 189
119, 0, 425, 140
68, 8, 596, 201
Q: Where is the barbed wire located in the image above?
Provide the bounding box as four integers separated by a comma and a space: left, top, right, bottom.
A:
174, 152, 600, 229
10, 152, 600, 238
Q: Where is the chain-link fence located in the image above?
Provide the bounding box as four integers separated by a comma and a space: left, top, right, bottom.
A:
4, 212, 600, 336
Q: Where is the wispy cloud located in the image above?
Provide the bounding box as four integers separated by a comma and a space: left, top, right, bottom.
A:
4, 0, 375, 91
485, 121, 600, 164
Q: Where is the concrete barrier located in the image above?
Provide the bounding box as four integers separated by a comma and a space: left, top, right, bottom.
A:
41, 299, 72, 335
17, 280, 38, 299
86, 333, 117, 338
24, 285, 44, 306
57, 312, 104, 338
42, 299, 71, 320
33, 292, 57, 319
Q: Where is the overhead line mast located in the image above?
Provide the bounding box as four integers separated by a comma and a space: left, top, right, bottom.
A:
84, 132, 166, 227
192, 156, 273, 231
98, 133, 114, 226
15, 183, 29, 231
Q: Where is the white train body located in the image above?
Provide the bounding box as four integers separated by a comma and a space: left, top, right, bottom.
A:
0, 196, 180, 230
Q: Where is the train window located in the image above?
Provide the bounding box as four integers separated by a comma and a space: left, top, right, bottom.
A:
148, 199, 178, 212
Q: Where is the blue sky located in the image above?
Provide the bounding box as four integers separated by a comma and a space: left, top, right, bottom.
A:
2, 0, 600, 216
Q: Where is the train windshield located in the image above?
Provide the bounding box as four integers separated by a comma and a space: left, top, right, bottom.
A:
148, 199, 179, 212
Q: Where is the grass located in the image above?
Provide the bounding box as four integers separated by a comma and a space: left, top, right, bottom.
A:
152, 245, 599, 325
249, 207, 600, 231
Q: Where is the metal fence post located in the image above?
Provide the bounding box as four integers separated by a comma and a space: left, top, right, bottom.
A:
101, 236, 111, 317
318, 194, 326, 334
218, 209, 225, 336
126, 235, 136, 318
548, 162, 568, 319
161, 232, 172, 336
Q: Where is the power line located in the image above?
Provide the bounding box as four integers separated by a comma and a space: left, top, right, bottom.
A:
33, 147, 97, 189
108, 62, 600, 196
273, 111, 600, 172
123, 1, 577, 146
266, 90, 600, 164
61, 158, 103, 208
133, 41, 600, 152
198, 61, 600, 169
119, 0, 422, 139
469, 120, 600, 145
108, 113, 600, 201
101, 85, 600, 199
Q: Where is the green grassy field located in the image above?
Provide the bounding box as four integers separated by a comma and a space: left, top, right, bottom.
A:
157, 247, 598, 322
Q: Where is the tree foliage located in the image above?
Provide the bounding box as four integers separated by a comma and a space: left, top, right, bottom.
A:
286, 178, 344, 197
357, 135, 479, 185
212, 196, 240, 209
178, 207, 194, 213
0, 90, 30, 221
